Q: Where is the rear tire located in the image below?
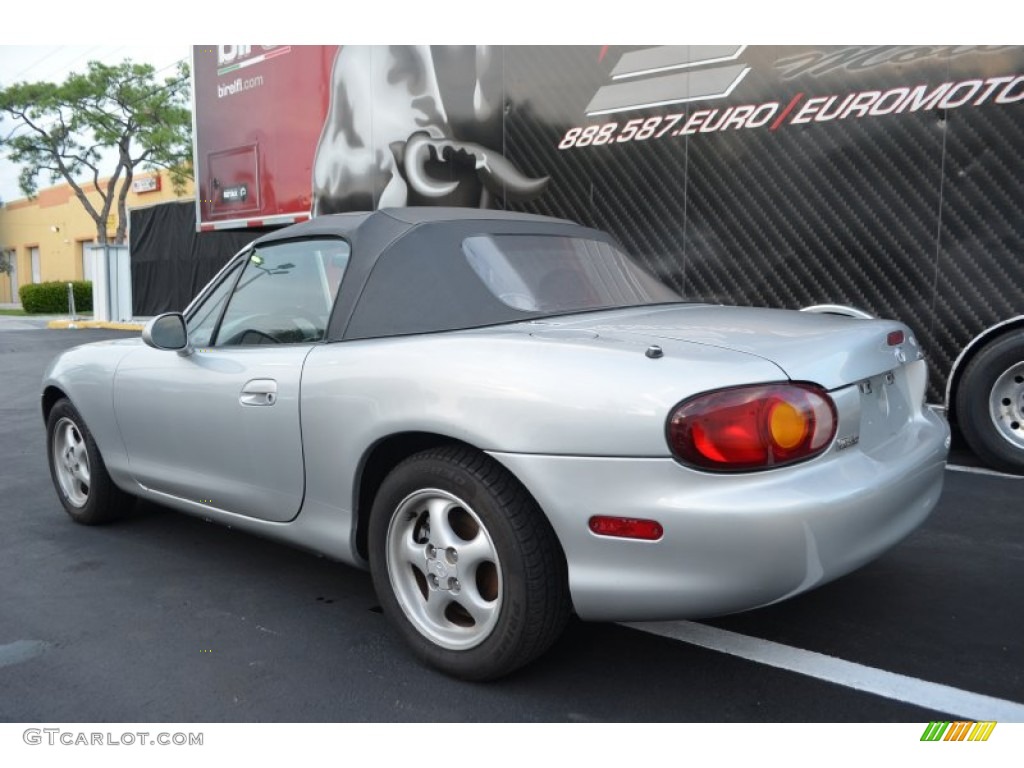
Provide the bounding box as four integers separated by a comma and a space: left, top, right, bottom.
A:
46, 398, 134, 524
368, 445, 570, 680
955, 332, 1024, 474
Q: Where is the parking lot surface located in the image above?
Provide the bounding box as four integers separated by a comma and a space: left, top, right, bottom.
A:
1, 328, 1021, 722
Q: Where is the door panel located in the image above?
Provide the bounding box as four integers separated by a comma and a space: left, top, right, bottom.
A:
114, 236, 350, 521
113, 345, 310, 522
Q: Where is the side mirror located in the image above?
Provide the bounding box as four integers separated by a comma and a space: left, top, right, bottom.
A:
142, 313, 193, 356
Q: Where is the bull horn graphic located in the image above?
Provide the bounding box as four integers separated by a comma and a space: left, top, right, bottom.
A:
402, 132, 460, 198
402, 131, 549, 203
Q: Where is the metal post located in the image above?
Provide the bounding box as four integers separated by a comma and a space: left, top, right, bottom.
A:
67, 282, 77, 321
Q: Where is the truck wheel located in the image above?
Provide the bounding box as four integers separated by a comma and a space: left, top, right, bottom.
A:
368, 445, 570, 680
956, 332, 1024, 474
46, 398, 134, 524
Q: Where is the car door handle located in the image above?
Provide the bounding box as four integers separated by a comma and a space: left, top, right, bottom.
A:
240, 379, 278, 406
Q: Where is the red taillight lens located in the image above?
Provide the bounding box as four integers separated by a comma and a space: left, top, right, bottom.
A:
667, 383, 837, 471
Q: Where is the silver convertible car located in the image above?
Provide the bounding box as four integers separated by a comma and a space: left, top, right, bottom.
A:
43, 208, 950, 679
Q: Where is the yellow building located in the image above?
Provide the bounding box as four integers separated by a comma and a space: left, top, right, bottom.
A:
0, 171, 195, 303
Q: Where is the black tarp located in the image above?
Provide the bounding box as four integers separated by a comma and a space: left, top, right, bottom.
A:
130, 201, 272, 316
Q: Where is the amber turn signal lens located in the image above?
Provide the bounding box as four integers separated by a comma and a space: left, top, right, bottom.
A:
768, 399, 809, 449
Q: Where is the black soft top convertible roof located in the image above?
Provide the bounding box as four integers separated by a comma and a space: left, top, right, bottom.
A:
250, 208, 617, 343
252, 207, 573, 244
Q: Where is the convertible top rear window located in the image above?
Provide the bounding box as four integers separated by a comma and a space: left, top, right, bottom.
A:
463, 235, 679, 314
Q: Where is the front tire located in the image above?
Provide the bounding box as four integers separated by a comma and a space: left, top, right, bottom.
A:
46, 398, 134, 524
956, 332, 1024, 474
368, 446, 570, 680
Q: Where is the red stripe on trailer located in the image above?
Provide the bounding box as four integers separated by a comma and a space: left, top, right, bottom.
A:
771, 92, 804, 131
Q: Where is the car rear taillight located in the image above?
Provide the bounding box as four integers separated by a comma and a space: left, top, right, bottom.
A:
667, 383, 837, 471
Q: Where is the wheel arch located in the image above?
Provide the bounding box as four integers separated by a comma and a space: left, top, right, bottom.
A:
353, 432, 483, 561
42, 385, 69, 424
800, 303, 875, 320
946, 316, 1024, 424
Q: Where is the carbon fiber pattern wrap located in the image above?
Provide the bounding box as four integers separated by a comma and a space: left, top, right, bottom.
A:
498, 46, 1024, 402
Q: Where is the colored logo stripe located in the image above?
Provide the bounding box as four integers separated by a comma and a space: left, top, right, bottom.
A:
921, 721, 996, 741
968, 722, 997, 741
217, 47, 291, 77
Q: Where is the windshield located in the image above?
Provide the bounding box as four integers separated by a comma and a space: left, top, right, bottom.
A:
463, 234, 680, 314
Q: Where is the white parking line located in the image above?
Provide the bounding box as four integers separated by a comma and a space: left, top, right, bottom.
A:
0, 640, 50, 669
945, 464, 1023, 479
623, 620, 1024, 721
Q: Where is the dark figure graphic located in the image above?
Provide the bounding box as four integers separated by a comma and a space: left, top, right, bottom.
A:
312, 46, 548, 214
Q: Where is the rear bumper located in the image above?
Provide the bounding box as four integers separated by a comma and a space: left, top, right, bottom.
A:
490, 408, 949, 621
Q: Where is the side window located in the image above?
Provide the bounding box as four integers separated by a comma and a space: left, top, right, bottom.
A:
213, 239, 350, 346
186, 260, 244, 347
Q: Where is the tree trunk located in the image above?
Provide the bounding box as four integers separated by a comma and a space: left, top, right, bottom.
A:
114, 166, 133, 245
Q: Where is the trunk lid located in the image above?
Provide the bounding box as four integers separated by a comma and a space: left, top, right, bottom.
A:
531, 304, 922, 390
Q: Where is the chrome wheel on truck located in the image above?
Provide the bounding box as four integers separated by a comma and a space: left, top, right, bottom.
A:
989, 361, 1024, 451
957, 333, 1024, 475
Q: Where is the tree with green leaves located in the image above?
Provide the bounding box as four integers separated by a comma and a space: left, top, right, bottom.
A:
0, 59, 192, 245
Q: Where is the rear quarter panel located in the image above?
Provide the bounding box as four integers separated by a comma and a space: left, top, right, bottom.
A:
298, 328, 785, 542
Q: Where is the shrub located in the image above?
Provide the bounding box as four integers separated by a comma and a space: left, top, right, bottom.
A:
19, 281, 93, 314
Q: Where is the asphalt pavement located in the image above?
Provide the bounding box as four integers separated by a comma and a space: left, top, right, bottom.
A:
0, 313, 70, 330
1, 327, 1021, 722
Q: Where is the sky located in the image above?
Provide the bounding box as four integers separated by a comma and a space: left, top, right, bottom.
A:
0, 45, 189, 203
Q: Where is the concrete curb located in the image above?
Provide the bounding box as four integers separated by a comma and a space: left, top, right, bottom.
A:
47, 319, 144, 331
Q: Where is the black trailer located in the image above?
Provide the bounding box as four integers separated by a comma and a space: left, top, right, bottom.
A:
493, 45, 1023, 473
190, 44, 1024, 472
